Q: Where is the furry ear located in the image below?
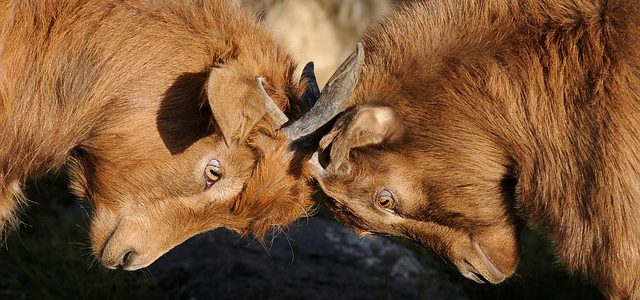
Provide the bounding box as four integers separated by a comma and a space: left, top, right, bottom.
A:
207, 66, 267, 145
319, 105, 403, 176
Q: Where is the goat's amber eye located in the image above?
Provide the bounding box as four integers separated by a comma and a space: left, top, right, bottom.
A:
204, 159, 223, 187
375, 189, 397, 211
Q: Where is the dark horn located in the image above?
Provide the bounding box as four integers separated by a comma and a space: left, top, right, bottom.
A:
300, 62, 321, 110
283, 43, 365, 141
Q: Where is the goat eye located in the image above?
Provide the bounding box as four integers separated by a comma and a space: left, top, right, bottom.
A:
374, 189, 397, 212
204, 159, 223, 187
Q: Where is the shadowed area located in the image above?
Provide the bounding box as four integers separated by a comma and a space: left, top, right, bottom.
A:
149, 217, 467, 300
156, 72, 211, 155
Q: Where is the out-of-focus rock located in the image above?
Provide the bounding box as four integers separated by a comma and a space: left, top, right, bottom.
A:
149, 217, 468, 300
240, 0, 395, 87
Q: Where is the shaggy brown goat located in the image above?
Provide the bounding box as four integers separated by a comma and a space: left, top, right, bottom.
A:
0, 0, 324, 270
308, 1, 640, 298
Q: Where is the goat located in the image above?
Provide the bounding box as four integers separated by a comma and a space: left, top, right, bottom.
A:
0, 0, 329, 271
296, 1, 640, 298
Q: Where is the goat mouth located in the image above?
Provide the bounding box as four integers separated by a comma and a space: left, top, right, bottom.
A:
462, 270, 487, 284
469, 240, 507, 284
461, 263, 503, 285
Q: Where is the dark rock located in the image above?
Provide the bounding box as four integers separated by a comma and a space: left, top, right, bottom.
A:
149, 218, 468, 300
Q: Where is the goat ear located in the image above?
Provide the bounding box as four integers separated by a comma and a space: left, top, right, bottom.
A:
207, 67, 267, 145
318, 106, 403, 176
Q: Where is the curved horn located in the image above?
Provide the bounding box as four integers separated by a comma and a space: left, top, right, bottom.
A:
283, 43, 365, 141
257, 76, 289, 126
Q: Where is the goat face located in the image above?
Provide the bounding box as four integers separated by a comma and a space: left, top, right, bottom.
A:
68, 64, 314, 271
313, 104, 521, 284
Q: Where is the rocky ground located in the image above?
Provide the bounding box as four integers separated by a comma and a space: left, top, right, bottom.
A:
150, 218, 468, 300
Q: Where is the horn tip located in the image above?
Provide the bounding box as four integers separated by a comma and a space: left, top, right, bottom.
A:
355, 43, 365, 62
302, 62, 316, 78
304, 61, 315, 70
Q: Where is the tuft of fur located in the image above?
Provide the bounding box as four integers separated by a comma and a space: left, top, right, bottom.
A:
234, 128, 315, 239
0, 180, 24, 237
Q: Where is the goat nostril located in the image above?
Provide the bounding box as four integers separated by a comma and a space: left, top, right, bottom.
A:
121, 250, 135, 268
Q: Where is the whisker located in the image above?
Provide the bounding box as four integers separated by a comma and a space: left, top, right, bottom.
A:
279, 227, 295, 264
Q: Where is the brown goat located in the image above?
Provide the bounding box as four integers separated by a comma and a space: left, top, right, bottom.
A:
0, 0, 319, 270
310, 1, 640, 298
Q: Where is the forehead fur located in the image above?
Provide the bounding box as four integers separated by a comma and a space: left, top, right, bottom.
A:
231, 127, 315, 238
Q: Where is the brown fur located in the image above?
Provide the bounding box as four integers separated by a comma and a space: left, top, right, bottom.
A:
0, 0, 313, 269
314, 1, 640, 298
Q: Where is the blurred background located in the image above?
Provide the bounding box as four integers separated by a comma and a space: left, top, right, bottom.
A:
1, 1, 604, 299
